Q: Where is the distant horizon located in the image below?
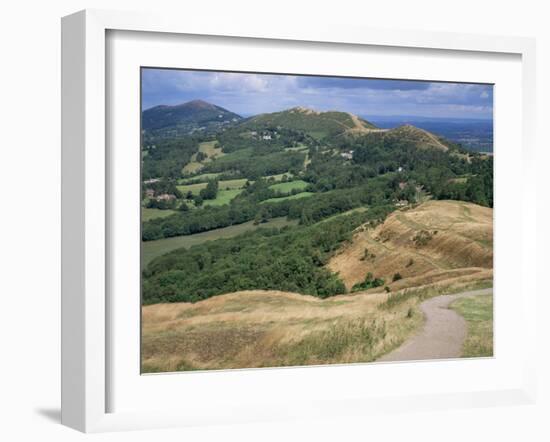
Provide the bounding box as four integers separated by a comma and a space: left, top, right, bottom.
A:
142, 68, 493, 121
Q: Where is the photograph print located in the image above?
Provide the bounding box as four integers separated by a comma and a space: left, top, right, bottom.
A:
140, 68, 494, 373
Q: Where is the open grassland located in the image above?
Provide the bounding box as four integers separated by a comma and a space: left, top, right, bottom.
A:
181, 141, 225, 175
176, 182, 207, 195
182, 160, 203, 175
451, 293, 493, 357
179, 172, 222, 184
327, 200, 493, 293
268, 179, 309, 193
265, 172, 293, 181
198, 140, 224, 160
141, 279, 491, 372
218, 178, 248, 190
261, 191, 315, 204
142, 217, 298, 267
177, 178, 248, 196
142, 207, 177, 222
142, 289, 421, 372
203, 189, 244, 207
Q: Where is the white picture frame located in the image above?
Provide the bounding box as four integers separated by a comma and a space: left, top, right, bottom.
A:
61, 9, 538, 433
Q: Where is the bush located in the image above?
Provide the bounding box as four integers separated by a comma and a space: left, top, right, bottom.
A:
351, 272, 385, 292
392, 273, 403, 282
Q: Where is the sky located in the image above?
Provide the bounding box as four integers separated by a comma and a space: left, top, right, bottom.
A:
141, 68, 493, 120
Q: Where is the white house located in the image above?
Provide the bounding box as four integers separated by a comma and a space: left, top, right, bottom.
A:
340, 150, 354, 160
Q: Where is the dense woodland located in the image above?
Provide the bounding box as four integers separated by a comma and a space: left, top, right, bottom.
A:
141, 103, 493, 304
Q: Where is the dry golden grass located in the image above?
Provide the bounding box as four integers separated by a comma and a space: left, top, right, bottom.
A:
142, 200, 493, 373
327, 200, 493, 292
142, 279, 492, 373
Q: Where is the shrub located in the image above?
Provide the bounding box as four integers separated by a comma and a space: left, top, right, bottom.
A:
351, 272, 385, 292
392, 273, 403, 282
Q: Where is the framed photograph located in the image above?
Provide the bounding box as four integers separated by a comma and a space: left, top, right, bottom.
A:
61, 9, 538, 433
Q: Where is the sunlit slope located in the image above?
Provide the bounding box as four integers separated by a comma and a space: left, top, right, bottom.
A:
242, 107, 378, 140
327, 200, 493, 291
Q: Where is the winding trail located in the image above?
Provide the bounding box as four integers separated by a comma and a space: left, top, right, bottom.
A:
377, 288, 492, 362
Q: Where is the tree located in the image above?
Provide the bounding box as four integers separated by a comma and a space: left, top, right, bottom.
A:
199, 180, 219, 200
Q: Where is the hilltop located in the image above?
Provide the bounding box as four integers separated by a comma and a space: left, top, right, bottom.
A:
382, 124, 450, 151
240, 106, 380, 140
142, 99, 242, 136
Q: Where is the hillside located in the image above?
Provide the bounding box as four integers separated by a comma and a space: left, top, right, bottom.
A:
241, 106, 379, 140
141, 288, 422, 372
327, 200, 493, 292
383, 124, 450, 151
142, 99, 242, 136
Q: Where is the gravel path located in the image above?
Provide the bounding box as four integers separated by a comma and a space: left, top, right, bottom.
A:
377, 287, 492, 362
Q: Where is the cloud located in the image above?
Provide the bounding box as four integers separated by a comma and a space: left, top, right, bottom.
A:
142, 68, 493, 119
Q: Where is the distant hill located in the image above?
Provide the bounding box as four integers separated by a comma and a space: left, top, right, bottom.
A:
383, 124, 450, 151
367, 116, 493, 152
239, 106, 380, 140
142, 100, 243, 137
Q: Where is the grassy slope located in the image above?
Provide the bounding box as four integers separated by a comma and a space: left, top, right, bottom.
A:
451, 293, 493, 357
177, 178, 248, 195
261, 192, 314, 204
268, 179, 309, 193
141, 288, 422, 372
179, 172, 222, 183
141, 217, 298, 267
327, 200, 493, 292
142, 207, 177, 222
141, 280, 491, 373
141, 200, 494, 372
203, 189, 244, 207
243, 108, 377, 140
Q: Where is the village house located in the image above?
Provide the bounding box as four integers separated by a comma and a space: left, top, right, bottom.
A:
145, 188, 155, 198
144, 178, 160, 184
340, 150, 354, 160
156, 193, 176, 201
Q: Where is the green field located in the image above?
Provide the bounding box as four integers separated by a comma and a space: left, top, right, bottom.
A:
265, 172, 293, 182
218, 178, 248, 190
179, 172, 222, 184
177, 178, 248, 196
141, 207, 177, 221
451, 293, 493, 357
203, 189, 244, 206
268, 179, 309, 193
176, 182, 208, 195
182, 161, 203, 175
284, 144, 308, 152
198, 140, 224, 159
142, 217, 298, 267
261, 192, 315, 204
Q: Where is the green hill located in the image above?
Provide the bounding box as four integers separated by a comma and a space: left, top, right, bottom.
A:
142, 99, 242, 137
240, 107, 378, 140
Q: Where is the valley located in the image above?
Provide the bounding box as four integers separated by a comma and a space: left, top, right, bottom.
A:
140, 97, 494, 371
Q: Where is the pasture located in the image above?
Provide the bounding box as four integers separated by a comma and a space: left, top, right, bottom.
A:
141, 217, 298, 267
142, 207, 177, 221
268, 179, 309, 193
261, 192, 314, 204
203, 189, 244, 207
